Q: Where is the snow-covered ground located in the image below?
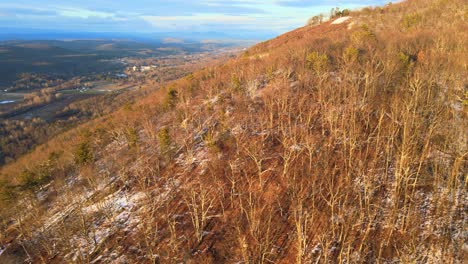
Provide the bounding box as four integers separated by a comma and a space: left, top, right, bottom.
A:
66, 190, 147, 262
331, 16, 351, 25
83, 190, 145, 214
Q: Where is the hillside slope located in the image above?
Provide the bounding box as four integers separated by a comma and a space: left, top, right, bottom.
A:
1, 0, 467, 263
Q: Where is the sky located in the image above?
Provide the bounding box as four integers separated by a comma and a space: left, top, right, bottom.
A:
0, 0, 388, 40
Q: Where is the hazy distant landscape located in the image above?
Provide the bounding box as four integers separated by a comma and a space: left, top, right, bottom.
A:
0, 38, 248, 90
0, 36, 244, 164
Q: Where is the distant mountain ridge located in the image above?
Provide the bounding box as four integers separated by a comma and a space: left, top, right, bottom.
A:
0, 28, 274, 42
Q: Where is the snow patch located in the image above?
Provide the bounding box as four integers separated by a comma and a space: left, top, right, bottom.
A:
311, 243, 322, 255
0, 246, 6, 256
331, 16, 351, 25
94, 228, 111, 244
66, 190, 146, 261
83, 191, 145, 214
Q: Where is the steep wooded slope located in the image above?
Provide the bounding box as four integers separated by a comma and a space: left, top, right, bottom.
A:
0, 0, 466, 263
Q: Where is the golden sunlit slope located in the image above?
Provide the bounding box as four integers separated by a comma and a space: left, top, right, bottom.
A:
0, 0, 466, 263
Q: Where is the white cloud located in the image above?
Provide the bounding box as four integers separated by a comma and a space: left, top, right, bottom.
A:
143, 13, 254, 23
56, 7, 115, 19
0, 0, 388, 36
141, 12, 306, 32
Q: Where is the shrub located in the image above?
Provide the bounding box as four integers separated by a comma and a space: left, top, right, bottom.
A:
231, 74, 242, 92
398, 51, 415, 75
343, 47, 359, 64
157, 127, 172, 154
48, 151, 61, 162
36, 163, 52, 183
203, 130, 221, 153
74, 142, 93, 165
0, 148, 4, 165
186, 73, 195, 81
126, 127, 139, 147
266, 66, 275, 81
19, 169, 40, 190
0, 179, 15, 203
306, 52, 330, 73
123, 102, 133, 111
402, 13, 422, 29
351, 24, 376, 46
15, 153, 58, 191
163, 87, 178, 109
